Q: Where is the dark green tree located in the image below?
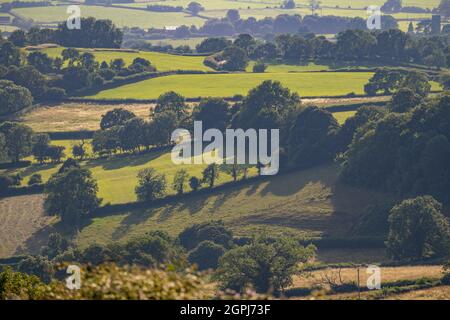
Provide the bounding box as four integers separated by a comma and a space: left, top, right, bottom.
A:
153, 91, 187, 120
0, 122, 34, 162
216, 236, 315, 293
0, 80, 33, 116
387, 196, 450, 260
202, 163, 219, 188
188, 241, 225, 270
193, 98, 230, 131
44, 167, 101, 228
100, 108, 136, 130
172, 169, 189, 194
135, 168, 167, 202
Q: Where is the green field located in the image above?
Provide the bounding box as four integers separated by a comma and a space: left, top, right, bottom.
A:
76, 164, 389, 248
37, 46, 212, 72
115, 0, 280, 10
332, 110, 356, 124
5, 148, 252, 204
10, 0, 438, 32
88, 72, 374, 99
13, 5, 206, 29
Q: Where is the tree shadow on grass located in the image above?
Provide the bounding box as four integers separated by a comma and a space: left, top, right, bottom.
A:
15, 220, 76, 256
258, 164, 339, 198
84, 151, 164, 171
5, 163, 59, 179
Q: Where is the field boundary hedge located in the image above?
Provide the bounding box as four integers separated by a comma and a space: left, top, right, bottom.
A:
0, 160, 31, 169
0, 184, 44, 197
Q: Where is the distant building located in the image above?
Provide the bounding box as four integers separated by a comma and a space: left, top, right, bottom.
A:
431, 15, 442, 34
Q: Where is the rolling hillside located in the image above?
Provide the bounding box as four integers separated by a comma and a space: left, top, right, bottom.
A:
0, 164, 390, 258
77, 164, 390, 248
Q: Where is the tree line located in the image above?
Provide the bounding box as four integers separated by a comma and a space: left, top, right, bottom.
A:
197, 29, 450, 72
0, 33, 156, 115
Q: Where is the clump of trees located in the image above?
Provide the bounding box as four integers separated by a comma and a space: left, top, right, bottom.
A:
364, 69, 431, 97
0, 80, 33, 116
55, 17, 123, 48
179, 221, 233, 271
386, 196, 450, 261
341, 93, 450, 204
44, 162, 101, 229
215, 236, 316, 293
32, 133, 65, 164
135, 167, 167, 202
197, 29, 449, 70
0, 122, 34, 163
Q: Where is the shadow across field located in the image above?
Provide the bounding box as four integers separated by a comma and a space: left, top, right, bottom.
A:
80, 164, 390, 245
84, 151, 164, 171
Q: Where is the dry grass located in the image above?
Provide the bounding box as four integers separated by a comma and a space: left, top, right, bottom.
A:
315, 248, 389, 265
386, 286, 450, 300
0, 194, 57, 258
293, 265, 444, 290
17, 96, 385, 133
18, 103, 155, 132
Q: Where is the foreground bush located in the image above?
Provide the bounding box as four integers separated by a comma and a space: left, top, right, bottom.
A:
41, 264, 212, 300
0, 267, 45, 300
188, 241, 225, 270
0, 265, 212, 300
215, 236, 316, 293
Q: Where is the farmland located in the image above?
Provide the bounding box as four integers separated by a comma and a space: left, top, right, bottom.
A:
18, 99, 371, 133
0, 194, 56, 258
13, 5, 207, 29
88, 72, 375, 99
36, 46, 212, 72
289, 264, 447, 300
4, 147, 250, 204
17, 103, 154, 132
0, 163, 388, 257
7, 0, 438, 32
0, 0, 449, 302
76, 163, 389, 247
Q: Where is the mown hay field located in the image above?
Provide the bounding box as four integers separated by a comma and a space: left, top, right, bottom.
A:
0, 194, 56, 258
18, 99, 375, 133
18, 103, 154, 132
87, 72, 375, 99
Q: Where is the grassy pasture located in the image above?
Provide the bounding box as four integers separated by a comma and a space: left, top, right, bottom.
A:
12, 5, 206, 29
148, 37, 210, 49
4, 148, 251, 204
88, 72, 374, 99
204, 7, 432, 20
37, 46, 212, 72
0, 163, 389, 249
116, 0, 279, 10
76, 163, 389, 247
333, 111, 357, 124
